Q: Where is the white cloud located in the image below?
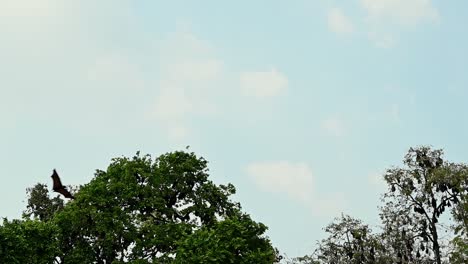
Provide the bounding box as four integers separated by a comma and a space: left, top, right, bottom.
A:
246, 161, 345, 216
389, 103, 400, 122
328, 8, 354, 35
153, 88, 193, 121
86, 53, 145, 90
0, 0, 70, 55
151, 29, 224, 141
369, 31, 397, 48
360, 0, 439, 26
166, 59, 223, 83
0, 0, 61, 19
321, 117, 346, 137
360, 0, 439, 47
0, 0, 286, 139
247, 161, 314, 203
240, 68, 288, 98
0, 0, 141, 127
151, 27, 290, 140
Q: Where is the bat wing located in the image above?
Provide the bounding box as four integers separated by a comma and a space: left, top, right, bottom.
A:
56, 187, 75, 199
51, 169, 64, 191
50, 169, 75, 199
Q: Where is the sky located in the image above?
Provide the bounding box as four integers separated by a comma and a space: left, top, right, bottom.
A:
1, 0, 468, 259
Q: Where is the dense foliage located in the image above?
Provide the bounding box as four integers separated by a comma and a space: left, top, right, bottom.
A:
1, 146, 466, 263
0, 150, 277, 263
291, 146, 468, 264
175, 214, 277, 263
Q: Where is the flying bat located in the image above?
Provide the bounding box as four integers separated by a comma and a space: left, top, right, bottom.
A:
51, 169, 75, 199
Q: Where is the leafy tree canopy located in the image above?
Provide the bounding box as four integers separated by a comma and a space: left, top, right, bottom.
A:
175, 213, 278, 263
1, 150, 277, 263
293, 146, 468, 264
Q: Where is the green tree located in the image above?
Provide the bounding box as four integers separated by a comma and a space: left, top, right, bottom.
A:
294, 146, 467, 263
12, 150, 276, 263
298, 215, 390, 264
0, 218, 58, 264
22, 183, 64, 221
449, 164, 468, 263
378, 201, 433, 263
175, 213, 277, 263
381, 146, 468, 264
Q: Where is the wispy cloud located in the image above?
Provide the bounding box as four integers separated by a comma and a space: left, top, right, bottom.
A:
389, 103, 400, 122
360, 0, 439, 26
321, 117, 346, 137
247, 161, 314, 203
328, 8, 354, 35
86, 53, 146, 91
151, 27, 290, 140
361, 0, 439, 47
0, 0, 142, 129
368, 31, 397, 48
246, 161, 345, 216
151, 28, 225, 141
0, 0, 63, 20
326, 0, 440, 47
240, 68, 288, 98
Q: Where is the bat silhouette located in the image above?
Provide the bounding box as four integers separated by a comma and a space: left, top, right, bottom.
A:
51, 169, 75, 199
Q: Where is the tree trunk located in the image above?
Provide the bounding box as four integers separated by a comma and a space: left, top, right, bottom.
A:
430, 221, 441, 264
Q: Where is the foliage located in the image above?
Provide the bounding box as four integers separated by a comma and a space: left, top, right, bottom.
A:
295, 146, 468, 264
1, 150, 276, 263
380, 146, 467, 263
449, 236, 468, 264
298, 214, 391, 264
449, 169, 468, 263
3, 146, 467, 263
52, 150, 244, 262
175, 213, 276, 263
288, 255, 319, 264
22, 183, 64, 221
0, 218, 58, 264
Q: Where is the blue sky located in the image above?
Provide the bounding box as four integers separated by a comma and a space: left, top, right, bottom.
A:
1, 0, 468, 258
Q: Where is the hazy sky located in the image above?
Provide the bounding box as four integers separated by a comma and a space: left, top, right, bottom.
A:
1, 0, 468, 258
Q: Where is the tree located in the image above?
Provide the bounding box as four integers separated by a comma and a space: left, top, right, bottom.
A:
7, 150, 276, 263
294, 146, 468, 263
378, 201, 433, 263
450, 235, 468, 264
22, 183, 64, 222
381, 146, 468, 264
297, 214, 390, 264
449, 164, 468, 263
175, 213, 277, 263
0, 218, 58, 264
